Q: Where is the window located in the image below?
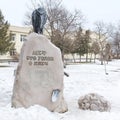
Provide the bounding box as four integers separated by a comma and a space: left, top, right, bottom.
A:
11, 34, 16, 41
20, 35, 27, 42
10, 49, 16, 56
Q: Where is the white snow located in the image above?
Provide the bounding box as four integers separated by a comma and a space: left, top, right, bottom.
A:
0, 60, 120, 120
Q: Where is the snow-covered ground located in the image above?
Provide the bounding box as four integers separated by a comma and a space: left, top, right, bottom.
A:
0, 60, 120, 120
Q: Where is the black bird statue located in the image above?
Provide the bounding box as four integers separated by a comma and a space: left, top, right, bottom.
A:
32, 7, 47, 34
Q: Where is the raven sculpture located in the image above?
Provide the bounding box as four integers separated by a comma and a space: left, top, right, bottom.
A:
32, 7, 47, 34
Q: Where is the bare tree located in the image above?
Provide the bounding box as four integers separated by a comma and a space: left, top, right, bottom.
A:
113, 32, 120, 58
104, 43, 111, 63
107, 22, 120, 59
51, 9, 84, 60
93, 21, 108, 65
91, 41, 100, 63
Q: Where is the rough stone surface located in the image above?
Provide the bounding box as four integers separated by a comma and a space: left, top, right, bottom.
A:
12, 33, 68, 113
78, 93, 111, 112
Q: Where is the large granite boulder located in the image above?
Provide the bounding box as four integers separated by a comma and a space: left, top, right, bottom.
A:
78, 93, 111, 112
12, 33, 68, 113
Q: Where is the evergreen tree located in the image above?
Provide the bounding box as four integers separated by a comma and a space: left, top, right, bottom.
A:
84, 30, 91, 62
74, 27, 86, 62
0, 10, 14, 55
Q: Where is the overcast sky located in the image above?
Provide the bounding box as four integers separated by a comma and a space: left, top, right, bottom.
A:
0, 0, 120, 29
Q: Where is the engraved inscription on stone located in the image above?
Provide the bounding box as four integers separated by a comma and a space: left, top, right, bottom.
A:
26, 50, 54, 66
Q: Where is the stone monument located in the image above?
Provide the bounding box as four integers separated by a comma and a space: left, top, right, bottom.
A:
12, 7, 68, 113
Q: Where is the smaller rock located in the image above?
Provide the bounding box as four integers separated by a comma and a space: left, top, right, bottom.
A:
78, 93, 111, 112
90, 104, 99, 111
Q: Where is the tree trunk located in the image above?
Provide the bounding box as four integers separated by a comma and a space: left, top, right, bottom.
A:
100, 53, 104, 65
86, 53, 88, 62
61, 38, 65, 62
79, 54, 81, 63
89, 53, 92, 63
62, 50, 64, 62
72, 54, 76, 63
94, 54, 96, 63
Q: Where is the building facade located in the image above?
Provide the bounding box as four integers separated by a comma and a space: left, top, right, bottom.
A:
0, 25, 32, 61
9, 25, 32, 54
